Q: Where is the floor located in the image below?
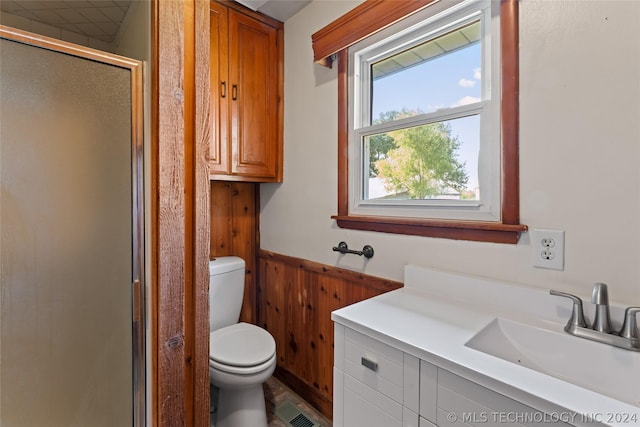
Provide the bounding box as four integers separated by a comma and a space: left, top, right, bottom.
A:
264, 377, 332, 427
210, 377, 332, 427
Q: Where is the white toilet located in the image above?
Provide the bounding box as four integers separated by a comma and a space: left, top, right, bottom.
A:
209, 256, 276, 427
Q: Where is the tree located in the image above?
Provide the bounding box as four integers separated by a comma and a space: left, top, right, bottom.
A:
375, 117, 468, 199
368, 133, 395, 176
368, 111, 402, 176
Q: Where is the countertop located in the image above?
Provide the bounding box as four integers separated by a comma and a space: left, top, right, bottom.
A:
331, 265, 640, 427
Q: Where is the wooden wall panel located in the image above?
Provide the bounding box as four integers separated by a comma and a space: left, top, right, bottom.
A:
257, 250, 403, 419
259, 256, 287, 365
315, 275, 346, 399
285, 268, 317, 384
208, 181, 403, 420
193, 1, 212, 425
152, 0, 210, 425
210, 181, 258, 323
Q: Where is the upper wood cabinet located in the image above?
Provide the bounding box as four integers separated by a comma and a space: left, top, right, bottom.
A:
209, 1, 284, 182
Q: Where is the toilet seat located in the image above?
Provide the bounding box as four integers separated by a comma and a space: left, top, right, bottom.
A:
210, 353, 276, 375
209, 322, 276, 375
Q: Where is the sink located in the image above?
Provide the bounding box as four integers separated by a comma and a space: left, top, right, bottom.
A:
465, 318, 640, 407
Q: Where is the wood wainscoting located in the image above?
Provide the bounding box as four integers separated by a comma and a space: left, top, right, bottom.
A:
209, 181, 403, 419
210, 181, 259, 324
257, 250, 403, 419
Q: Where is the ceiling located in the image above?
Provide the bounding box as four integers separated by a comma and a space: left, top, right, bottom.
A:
235, 0, 310, 22
0, 0, 133, 43
372, 21, 480, 80
0, 0, 310, 45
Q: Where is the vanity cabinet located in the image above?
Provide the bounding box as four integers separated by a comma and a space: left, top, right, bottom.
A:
334, 324, 574, 427
333, 325, 420, 427
434, 366, 575, 426
209, 1, 283, 182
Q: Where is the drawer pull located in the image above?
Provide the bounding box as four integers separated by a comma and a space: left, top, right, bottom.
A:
361, 357, 378, 372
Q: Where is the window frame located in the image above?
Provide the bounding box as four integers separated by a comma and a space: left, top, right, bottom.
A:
312, 0, 526, 244
349, 0, 499, 222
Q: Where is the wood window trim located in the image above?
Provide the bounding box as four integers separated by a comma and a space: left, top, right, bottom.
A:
311, 0, 439, 67
312, 0, 527, 244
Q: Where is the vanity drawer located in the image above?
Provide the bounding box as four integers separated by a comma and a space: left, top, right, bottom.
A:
437, 370, 573, 427
344, 327, 404, 402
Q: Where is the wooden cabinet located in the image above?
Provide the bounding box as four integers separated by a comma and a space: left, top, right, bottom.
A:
209, 1, 283, 182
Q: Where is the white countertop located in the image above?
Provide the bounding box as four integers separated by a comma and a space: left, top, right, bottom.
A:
331, 265, 640, 427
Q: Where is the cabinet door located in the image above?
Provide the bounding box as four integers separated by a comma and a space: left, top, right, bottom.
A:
419, 360, 438, 424
343, 372, 403, 427
419, 416, 437, 427
209, 2, 230, 175
228, 9, 281, 180
437, 370, 574, 426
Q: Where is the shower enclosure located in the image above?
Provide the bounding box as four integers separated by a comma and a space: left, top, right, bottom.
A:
0, 27, 145, 426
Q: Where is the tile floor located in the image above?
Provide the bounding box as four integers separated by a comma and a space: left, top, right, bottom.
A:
210, 377, 332, 427
264, 377, 332, 427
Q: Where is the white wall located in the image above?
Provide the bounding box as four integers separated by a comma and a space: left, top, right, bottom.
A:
260, 0, 640, 305
113, 0, 151, 59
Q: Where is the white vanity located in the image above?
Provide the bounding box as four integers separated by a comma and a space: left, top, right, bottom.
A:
332, 265, 640, 427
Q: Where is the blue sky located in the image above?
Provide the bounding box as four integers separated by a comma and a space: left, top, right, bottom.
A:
371, 43, 482, 192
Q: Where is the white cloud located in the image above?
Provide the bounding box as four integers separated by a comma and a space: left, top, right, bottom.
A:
451, 96, 480, 108
474, 68, 481, 80
459, 78, 475, 88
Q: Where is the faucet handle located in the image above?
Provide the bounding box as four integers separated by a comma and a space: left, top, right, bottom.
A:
591, 282, 612, 333
591, 282, 609, 305
550, 290, 588, 330
619, 307, 640, 341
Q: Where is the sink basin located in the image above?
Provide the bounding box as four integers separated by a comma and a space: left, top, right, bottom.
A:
465, 318, 640, 407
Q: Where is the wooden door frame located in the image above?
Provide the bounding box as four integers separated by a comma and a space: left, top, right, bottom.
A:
151, 1, 211, 425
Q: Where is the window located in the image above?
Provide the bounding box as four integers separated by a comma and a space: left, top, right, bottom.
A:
350, 0, 498, 221
312, 0, 526, 243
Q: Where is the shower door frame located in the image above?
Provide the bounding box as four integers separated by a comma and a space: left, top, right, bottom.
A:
0, 25, 146, 427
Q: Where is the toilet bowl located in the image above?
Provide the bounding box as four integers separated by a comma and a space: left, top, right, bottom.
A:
210, 322, 276, 427
209, 257, 277, 427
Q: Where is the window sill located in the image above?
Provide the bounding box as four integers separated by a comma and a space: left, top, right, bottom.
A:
332, 215, 528, 244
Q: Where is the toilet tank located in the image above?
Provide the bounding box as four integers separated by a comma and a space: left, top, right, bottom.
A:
209, 256, 245, 332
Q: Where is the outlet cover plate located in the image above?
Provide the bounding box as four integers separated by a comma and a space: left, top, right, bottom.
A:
532, 228, 565, 271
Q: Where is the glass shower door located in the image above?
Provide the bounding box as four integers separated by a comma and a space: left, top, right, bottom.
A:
1, 29, 144, 426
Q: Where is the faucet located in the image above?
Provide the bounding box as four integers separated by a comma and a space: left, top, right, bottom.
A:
549, 290, 587, 329
550, 283, 640, 351
619, 307, 640, 342
591, 282, 612, 333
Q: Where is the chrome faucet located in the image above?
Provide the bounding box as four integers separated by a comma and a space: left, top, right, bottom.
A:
591, 282, 612, 333
619, 307, 640, 341
550, 283, 640, 352
549, 290, 587, 329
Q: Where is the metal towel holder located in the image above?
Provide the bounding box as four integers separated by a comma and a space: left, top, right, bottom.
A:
332, 241, 374, 259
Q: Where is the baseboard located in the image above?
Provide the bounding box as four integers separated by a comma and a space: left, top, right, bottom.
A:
274, 367, 333, 421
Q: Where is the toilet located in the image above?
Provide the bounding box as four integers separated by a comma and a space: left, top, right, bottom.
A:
209, 256, 276, 427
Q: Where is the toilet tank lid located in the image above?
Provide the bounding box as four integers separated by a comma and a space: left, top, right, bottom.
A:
209, 256, 245, 276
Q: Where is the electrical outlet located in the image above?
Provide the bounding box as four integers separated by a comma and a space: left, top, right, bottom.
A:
532, 229, 565, 270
